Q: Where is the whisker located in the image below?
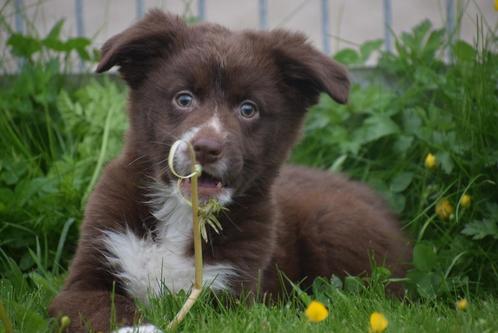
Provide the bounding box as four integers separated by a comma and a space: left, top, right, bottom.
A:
127, 154, 147, 167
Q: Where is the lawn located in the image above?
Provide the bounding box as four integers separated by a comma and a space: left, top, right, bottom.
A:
1, 12, 497, 333
3, 272, 498, 332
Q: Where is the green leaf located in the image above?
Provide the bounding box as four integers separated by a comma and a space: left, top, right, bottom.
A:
413, 243, 438, 272
0, 188, 14, 212
64, 37, 91, 50
414, 67, 439, 89
359, 39, 383, 63
393, 135, 414, 154
13, 177, 57, 207
462, 220, 498, 240
42, 20, 66, 51
10, 302, 48, 332
416, 272, 442, 300
333, 48, 360, 65
284, 277, 311, 305
352, 114, 400, 144
402, 108, 424, 135
0, 159, 28, 185
390, 172, 414, 193
19, 253, 35, 271
329, 275, 343, 290
76, 47, 91, 60
42, 38, 66, 52
344, 276, 364, 293
305, 111, 330, 131
453, 40, 475, 63
412, 20, 432, 43
45, 20, 65, 41
384, 191, 406, 214
423, 29, 445, 58
7, 33, 42, 59
312, 276, 334, 303
438, 151, 454, 174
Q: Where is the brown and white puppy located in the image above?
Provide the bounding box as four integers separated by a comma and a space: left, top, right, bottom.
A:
49, 10, 410, 333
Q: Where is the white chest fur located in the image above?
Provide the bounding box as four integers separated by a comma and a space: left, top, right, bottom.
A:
102, 183, 236, 301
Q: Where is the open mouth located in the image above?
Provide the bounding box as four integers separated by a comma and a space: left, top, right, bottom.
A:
181, 171, 226, 198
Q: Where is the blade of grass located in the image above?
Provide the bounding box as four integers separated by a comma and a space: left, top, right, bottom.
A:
81, 103, 116, 206
52, 217, 75, 275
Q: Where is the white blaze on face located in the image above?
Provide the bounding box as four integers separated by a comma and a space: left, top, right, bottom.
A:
206, 113, 227, 138
175, 113, 226, 173
173, 113, 233, 204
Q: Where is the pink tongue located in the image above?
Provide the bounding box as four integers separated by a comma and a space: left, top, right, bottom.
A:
198, 176, 218, 188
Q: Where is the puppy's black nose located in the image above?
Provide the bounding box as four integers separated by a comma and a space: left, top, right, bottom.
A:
192, 138, 223, 164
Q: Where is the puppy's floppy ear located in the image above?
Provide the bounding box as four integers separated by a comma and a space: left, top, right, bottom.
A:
96, 10, 186, 88
268, 30, 350, 105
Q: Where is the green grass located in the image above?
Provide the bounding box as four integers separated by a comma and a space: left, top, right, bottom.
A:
1, 7, 498, 333
2, 267, 498, 333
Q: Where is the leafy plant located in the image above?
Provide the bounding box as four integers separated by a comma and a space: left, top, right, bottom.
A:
293, 19, 498, 299
3, 19, 97, 72
0, 20, 127, 275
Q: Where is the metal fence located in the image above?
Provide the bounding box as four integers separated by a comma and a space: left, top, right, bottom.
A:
11, 0, 458, 55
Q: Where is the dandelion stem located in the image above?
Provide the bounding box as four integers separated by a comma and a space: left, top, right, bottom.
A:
167, 140, 204, 329
167, 288, 202, 330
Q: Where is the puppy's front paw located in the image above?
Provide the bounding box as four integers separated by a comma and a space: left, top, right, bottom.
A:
114, 324, 163, 333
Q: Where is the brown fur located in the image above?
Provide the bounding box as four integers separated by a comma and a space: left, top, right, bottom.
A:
49, 10, 410, 332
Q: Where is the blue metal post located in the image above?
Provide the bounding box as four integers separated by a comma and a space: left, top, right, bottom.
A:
446, 0, 455, 61
198, 0, 206, 21
321, 0, 330, 55
136, 0, 145, 20
75, 0, 85, 71
383, 0, 392, 53
14, 0, 24, 33
75, 0, 85, 38
15, 0, 24, 70
259, 0, 268, 30
446, 0, 455, 38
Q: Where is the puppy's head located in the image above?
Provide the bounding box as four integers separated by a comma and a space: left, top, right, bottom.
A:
97, 10, 349, 204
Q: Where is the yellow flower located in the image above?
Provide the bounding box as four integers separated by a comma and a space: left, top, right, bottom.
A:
305, 300, 328, 323
459, 194, 471, 208
456, 298, 469, 311
495, 0, 498, 11
424, 153, 437, 170
435, 199, 454, 220
370, 312, 388, 332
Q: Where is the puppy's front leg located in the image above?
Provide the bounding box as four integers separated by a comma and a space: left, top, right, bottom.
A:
49, 232, 149, 332
49, 290, 136, 332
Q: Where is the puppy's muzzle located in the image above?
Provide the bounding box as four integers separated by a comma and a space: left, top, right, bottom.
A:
192, 137, 223, 165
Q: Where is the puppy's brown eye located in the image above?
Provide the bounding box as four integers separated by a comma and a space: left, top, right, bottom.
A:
239, 101, 258, 119
174, 91, 194, 108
